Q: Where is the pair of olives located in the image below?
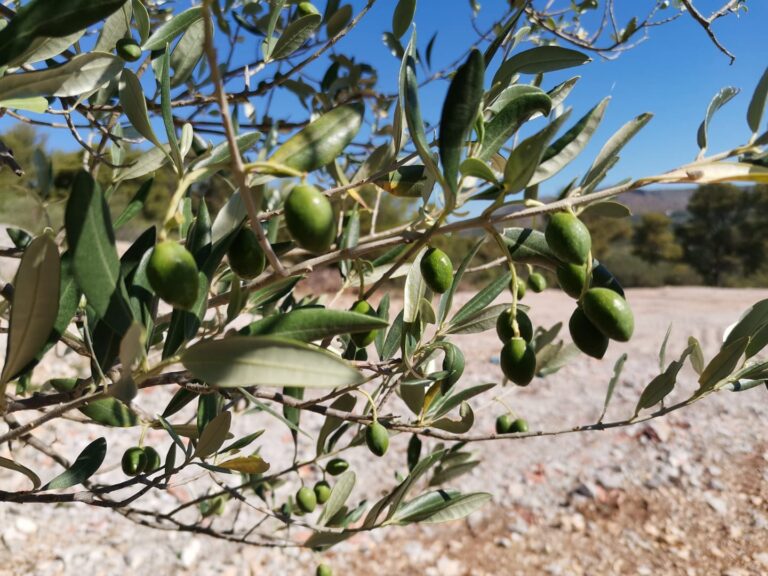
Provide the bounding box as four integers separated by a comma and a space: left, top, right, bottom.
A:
121, 445, 162, 476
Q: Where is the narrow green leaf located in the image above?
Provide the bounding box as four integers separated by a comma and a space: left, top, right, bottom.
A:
182, 337, 364, 388
113, 144, 171, 182
502, 227, 560, 268
724, 299, 768, 346
65, 171, 131, 333
319, 470, 356, 525
0, 0, 125, 67
688, 336, 705, 374
316, 394, 356, 455
400, 30, 441, 186
748, 67, 768, 136
94, 1, 131, 53
0, 97, 49, 113
697, 336, 749, 394
493, 46, 590, 87
404, 248, 428, 323
503, 112, 570, 195
0, 234, 60, 387
697, 86, 740, 153
439, 49, 484, 201
143, 6, 203, 50
170, 19, 206, 87
221, 430, 265, 454
459, 158, 498, 184
132, 0, 150, 43
579, 201, 631, 219
194, 411, 232, 459
582, 112, 653, 187
119, 69, 164, 150
451, 272, 511, 326
326, 4, 352, 37
392, 0, 416, 39
9, 30, 84, 67
0, 456, 41, 490
273, 13, 321, 60
160, 48, 183, 173
44, 438, 107, 490
479, 89, 552, 161
438, 237, 484, 324
114, 178, 154, 229
635, 346, 692, 415
446, 303, 509, 335
0, 53, 123, 101
392, 491, 490, 524
598, 353, 627, 423
430, 401, 475, 433
241, 308, 388, 342
530, 97, 610, 186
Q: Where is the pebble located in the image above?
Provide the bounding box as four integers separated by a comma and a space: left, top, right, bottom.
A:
181, 539, 201, 568
705, 494, 728, 515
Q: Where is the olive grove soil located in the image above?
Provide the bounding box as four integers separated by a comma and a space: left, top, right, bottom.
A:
1, 285, 767, 575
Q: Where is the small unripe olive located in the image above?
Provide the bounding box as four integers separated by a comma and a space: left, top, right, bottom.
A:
314, 481, 332, 505
349, 300, 378, 348
325, 458, 349, 476
365, 421, 389, 457
495, 414, 513, 434
556, 262, 588, 299
316, 564, 333, 576
440, 344, 465, 393
527, 272, 547, 293
227, 226, 266, 279
581, 288, 634, 342
546, 212, 592, 265
116, 38, 142, 62
147, 241, 200, 310
296, 486, 317, 513
121, 447, 147, 476
500, 337, 537, 386
420, 247, 453, 294
142, 446, 162, 473
496, 308, 533, 342
510, 418, 529, 433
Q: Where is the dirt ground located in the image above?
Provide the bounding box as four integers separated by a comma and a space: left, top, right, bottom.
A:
1, 287, 767, 576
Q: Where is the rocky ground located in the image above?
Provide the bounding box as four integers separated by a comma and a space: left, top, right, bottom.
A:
1, 287, 767, 576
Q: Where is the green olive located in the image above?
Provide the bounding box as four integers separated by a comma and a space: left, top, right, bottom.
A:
556, 262, 588, 299
147, 241, 200, 311
284, 184, 336, 253
296, 486, 317, 513
581, 288, 634, 342
420, 247, 453, 294
227, 226, 266, 279
500, 337, 537, 386
142, 446, 162, 473
527, 272, 547, 293
316, 564, 333, 576
325, 458, 349, 476
314, 481, 332, 505
297, 1, 320, 16
440, 343, 465, 393
510, 418, 529, 433
496, 308, 533, 342
495, 414, 513, 434
569, 306, 609, 359
545, 212, 592, 265
365, 421, 389, 457
349, 300, 379, 348
116, 38, 142, 62
121, 447, 147, 476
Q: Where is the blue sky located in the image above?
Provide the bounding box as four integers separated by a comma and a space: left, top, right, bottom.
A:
4, 1, 767, 198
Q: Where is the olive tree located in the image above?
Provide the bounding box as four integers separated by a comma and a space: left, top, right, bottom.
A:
0, 0, 766, 562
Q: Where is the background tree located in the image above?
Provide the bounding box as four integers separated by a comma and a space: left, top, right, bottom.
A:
633, 212, 683, 263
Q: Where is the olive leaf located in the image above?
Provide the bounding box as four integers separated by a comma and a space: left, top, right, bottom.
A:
389, 491, 490, 525
8, 30, 84, 67
194, 411, 232, 459
747, 66, 768, 137
119, 69, 165, 152
697, 86, 740, 155
0, 0, 125, 67
392, 0, 416, 39
326, 4, 352, 37
0, 456, 41, 490
0, 234, 60, 389
0, 53, 123, 101
404, 247, 428, 323
268, 103, 364, 173
241, 308, 388, 343
492, 46, 590, 87
143, 6, 203, 50
272, 13, 321, 60
697, 336, 750, 395
319, 470, 356, 526
43, 438, 107, 490
182, 337, 364, 388
170, 19, 206, 87
95, 1, 132, 53
439, 48, 484, 201
530, 97, 610, 186
450, 272, 511, 326
218, 456, 270, 474
634, 345, 693, 416
598, 353, 627, 423
478, 89, 552, 161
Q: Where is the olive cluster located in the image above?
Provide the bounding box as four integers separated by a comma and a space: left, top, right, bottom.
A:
121, 445, 163, 476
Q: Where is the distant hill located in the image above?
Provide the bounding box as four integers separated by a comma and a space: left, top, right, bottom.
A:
620, 187, 695, 216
